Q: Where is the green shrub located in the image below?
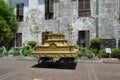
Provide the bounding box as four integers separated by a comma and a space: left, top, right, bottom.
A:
80, 56, 89, 60
90, 38, 100, 45
111, 48, 120, 58
79, 47, 88, 57
0, 48, 3, 57
13, 51, 20, 56
99, 49, 108, 58
112, 48, 120, 53
74, 44, 80, 49
80, 55, 99, 60
29, 48, 33, 53
23, 49, 29, 56
92, 56, 99, 60
22, 46, 28, 50
10, 47, 21, 56
90, 48, 98, 56
90, 38, 100, 49
0, 48, 3, 53
79, 47, 95, 59
10, 47, 15, 51
22, 46, 33, 56
27, 40, 37, 48
87, 50, 95, 59
4, 52, 8, 56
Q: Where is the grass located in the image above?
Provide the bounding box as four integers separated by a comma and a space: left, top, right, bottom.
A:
79, 56, 99, 61
14, 55, 25, 58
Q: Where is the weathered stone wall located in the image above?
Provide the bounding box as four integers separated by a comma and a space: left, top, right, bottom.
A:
99, 0, 119, 39
10, 0, 119, 47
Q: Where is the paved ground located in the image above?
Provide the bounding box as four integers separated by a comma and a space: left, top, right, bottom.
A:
0, 59, 120, 80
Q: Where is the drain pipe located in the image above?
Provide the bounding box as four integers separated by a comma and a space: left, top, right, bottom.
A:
58, 0, 61, 33
116, 0, 120, 48
96, 0, 99, 37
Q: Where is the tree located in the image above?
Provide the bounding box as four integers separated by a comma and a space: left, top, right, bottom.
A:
0, 0, 18, 46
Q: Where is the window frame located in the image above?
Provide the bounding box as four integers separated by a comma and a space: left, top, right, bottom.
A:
78, 0, 91, 17
45, 0, 54, 20
16, 3, 24, 21
15, 33, 22, 47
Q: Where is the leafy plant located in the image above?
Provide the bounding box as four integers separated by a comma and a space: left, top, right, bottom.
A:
90, 37, 100, 48
0, 48, 3, 53
91, 56, 99, 60
99, 49, 108, 58
0, 48, 3, 57
112, 48, 120, 53
22, 46, 33, 56
4, 52, 8, 56
74, 44, 80, 49
91, 48, 97, 53
79, 47, 95, 59
27, 40, 37, 48
111, 48, 120, 58
90, 37, 100, 57
9, 47, 20, 56
79, 47, 88, 57
23, 49, 29, 56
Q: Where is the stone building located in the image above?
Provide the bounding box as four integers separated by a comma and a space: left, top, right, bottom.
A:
8, 0, 120, 48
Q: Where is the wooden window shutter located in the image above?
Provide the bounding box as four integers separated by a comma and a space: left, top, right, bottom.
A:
45, 0, 54, 19
45, 0, 49, 13
85, 0, 90, 10
85, 30, 89, 46
49, 0, 53, 13
78, 0, 91, 17
78, 0, 84, 11
18, 3, 24, 16
16, 3, 24, 21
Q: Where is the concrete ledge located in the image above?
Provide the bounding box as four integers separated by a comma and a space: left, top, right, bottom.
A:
0, 57, 103, 63
0, 57, 38, 61
77, 59, 103, 63
1, 57, 120, 64
103, 58, 120, 63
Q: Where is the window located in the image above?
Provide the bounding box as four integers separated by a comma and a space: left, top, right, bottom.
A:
45, 0, 54, 19
78, 0, 91, 17
16, 33, 22, 47
16, 3, 24, 21
77, 30, 90, 47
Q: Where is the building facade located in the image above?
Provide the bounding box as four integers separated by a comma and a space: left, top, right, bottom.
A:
8, 0, 120, 48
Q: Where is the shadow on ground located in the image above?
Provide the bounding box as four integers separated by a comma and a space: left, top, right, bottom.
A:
32, 62, 77, 70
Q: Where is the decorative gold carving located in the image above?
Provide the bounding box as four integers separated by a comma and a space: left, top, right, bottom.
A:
50, 43, 57, 49
32, 33, 78, 58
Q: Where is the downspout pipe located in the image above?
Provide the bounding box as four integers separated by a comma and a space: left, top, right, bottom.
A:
96, 0, 99, 37
58, 0, 60, 33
